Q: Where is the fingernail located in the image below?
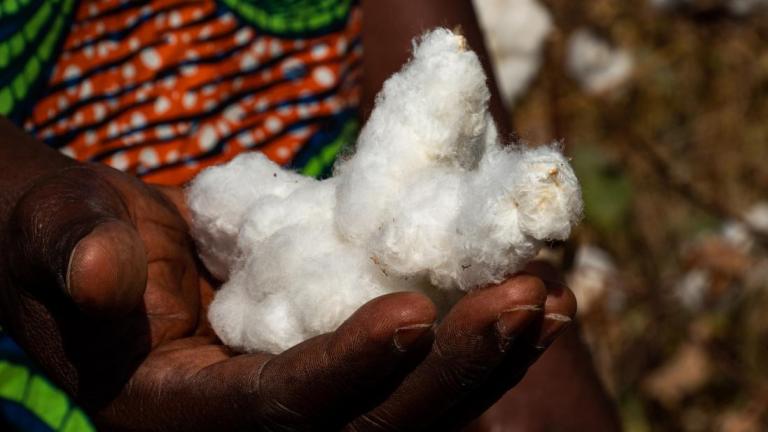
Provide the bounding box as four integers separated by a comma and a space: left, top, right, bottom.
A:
393, 323, 435, 352
535, 313, 572, 350
65, 237, 86, 297
495, 305, 542, 351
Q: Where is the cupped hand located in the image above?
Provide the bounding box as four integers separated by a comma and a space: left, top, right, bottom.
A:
1, 163, 576, 431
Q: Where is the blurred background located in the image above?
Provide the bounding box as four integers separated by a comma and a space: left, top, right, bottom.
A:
473, 0, 768, 431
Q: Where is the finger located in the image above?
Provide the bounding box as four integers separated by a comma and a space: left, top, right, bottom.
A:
117, 292, 437, 431
253, 292, 437, 430
347, 275, 547, 431
436, 263, 578, 428
8, 166, 147, 316
523, 260, 577, 351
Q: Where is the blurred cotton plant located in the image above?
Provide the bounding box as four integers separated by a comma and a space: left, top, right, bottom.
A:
472, 0, 552, 105
650, 0, 768, 14
566, 29, 634, 95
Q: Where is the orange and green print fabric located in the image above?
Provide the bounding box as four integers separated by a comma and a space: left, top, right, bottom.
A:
0, 1, 362, 430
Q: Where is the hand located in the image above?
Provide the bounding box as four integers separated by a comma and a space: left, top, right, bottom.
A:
1, 162, 576, 431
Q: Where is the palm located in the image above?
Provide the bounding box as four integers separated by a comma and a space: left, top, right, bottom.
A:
83, 168, 244, 404
113, 177, 253, 413
122, 180, 211, 348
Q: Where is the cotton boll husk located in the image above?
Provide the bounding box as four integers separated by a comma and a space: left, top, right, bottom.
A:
187, 152, 310, 279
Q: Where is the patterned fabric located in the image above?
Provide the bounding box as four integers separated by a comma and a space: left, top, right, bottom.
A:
0, 0, 78, 124
21, 0, 362, 184
0, 329, 95, 432
1, 1, 363, 430
220, 0, 355, 37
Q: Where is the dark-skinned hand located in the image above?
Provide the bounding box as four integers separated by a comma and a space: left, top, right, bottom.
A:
0, 162, 576, 431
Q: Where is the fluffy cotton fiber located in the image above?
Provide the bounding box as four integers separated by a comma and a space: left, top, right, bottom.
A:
187, 28, 583, 354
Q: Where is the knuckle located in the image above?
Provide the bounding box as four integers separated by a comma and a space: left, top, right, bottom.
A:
547, 284, 577, 318
437, 360, 491, 394
251, 358, 316, 431
432, 337, 494, 392
505, 274, 547, 306
7, 167, 122, 289
335, 292, 436, 352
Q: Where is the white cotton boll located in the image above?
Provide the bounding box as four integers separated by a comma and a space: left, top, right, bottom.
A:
188, 28, 582, 353
494, 56, 543, 105
508, 145, 582, 240
206, 273, 250, 349
216, 219, 413, 352
473, 0, 552, 104
566, 29, 634, 94
568, 244, 621, 315
187, 152, 310, 278
234, 178, 332, 262
744, 202, 768, 235
335, 28, 490, 243
450, 144, 581, 289
370, 169, 463, 283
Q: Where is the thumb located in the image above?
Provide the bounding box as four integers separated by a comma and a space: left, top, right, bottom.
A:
8, 166, 147, 316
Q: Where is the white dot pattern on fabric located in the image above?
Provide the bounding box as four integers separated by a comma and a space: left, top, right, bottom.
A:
140, 48, 161, 69
240, 54, 257, 71
183, 92, 198, 109
235, 28, 252, 46
237, 131, 255, 147
156, 125, 174, 140
79, 80, 93, 98
313, 66, 335, 87
276, 146, 290, 158
85, 131, 97, 146
311, 44, 329, 59
63, 65, 81, 80
131, 112, 147, 128
154, 96, 170, 114
169, 11, 182, 28
111, 152, 129, 170
198, 125, 218, 151
140, 148, 160, 167
166, 150, 179, 163
265, 116, 282, 133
